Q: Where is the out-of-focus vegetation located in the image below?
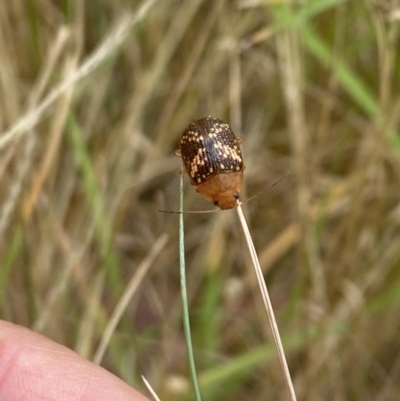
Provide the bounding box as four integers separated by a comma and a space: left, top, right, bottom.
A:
1, 0, 400, 399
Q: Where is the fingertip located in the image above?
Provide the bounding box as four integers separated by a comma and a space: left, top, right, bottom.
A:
0, 320, 150, 401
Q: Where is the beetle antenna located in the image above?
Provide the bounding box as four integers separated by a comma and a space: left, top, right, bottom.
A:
158, 208, 219, 214
159, 173, 290, 214
243, 172, 290, 204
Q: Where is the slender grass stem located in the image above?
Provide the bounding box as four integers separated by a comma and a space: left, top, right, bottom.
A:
236, 202, 297, 401
179, 172, 202, 401
142, 375, 161, 401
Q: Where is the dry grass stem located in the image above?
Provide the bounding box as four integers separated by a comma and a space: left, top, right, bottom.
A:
93, 233, 168, 365
0, 0, 157, 151
142, 375, 162, 401
236, 202, 297, 401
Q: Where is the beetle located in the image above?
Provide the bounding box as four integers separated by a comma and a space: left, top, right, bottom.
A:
175, 116, 245, 210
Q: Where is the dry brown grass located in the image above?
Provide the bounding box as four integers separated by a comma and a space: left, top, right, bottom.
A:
1, 0, 400, 400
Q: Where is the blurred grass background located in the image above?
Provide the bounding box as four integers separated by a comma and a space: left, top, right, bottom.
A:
1, 0, 400, 400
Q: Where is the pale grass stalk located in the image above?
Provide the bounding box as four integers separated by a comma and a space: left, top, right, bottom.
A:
142, 375, 162, 401
33, 247, 87, 332
119, 0, 204, 160
276, 12, 327, 307
75, 271, 105, 358
33, 218, 99, 333
28, 27, 72, 108
236, 202, 297, 401
0, 0, 157, 151
92, 233, 168, 365
154, 0, 225, 140
229, 40, 242, 135
23, 55, 79, 222
0, 136, 34, 241
0, 28, 70, 240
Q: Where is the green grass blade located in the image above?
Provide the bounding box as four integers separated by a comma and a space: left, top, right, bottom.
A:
66, 113, 122, 291
0, 225, 23, 298
179, 172, 202, 401
303, 26, 377, 117
270, 0, 348, 36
